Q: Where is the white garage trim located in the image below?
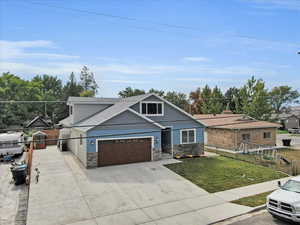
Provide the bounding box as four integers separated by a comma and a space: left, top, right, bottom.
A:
96, 136, 155, 161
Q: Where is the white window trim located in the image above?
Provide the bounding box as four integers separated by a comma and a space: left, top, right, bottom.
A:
180, 129, 196, 144
140, 101, 164, 116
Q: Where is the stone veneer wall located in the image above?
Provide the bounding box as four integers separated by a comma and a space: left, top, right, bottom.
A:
152, 148, 161, 161
87, 152, 98, 168
173, 143, 204, 156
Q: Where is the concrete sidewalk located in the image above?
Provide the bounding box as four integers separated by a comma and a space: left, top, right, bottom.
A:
26, 146, 286, 225
214, 177, 291, 202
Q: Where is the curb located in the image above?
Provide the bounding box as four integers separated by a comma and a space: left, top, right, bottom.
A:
249, 204, 266, 212
209, 205, 266, 224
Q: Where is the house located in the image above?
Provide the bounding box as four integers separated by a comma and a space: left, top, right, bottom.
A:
59, 93, 205, 168
274, 113, 300, 130
194, 113, 281, 151
25, 116, 52, 129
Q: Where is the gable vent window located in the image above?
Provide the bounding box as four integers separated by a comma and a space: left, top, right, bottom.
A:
141, 102, 163, 116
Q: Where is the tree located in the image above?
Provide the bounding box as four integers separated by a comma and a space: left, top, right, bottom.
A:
0, 72, 32, 128
58, 72, 84, 120
63, 72, 84, 98
209, 86, 225, 114
118, 87, 145, 98
148, 88, 164, 97
225, 87, 242, 113
80, 66, 98, 96
164, 91, 189, 111
32, 74, 63, 119
201, 85, 212, 114
189, 88, 203, 114
269, 86, 300, 113
240, 76, 272, 120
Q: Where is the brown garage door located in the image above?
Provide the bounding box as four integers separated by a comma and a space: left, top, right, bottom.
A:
98, 138, 152, 166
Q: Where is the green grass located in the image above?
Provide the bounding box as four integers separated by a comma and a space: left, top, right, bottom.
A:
277, 130, 289, 134
232, 191, 274, 207
165, 156, 287, 193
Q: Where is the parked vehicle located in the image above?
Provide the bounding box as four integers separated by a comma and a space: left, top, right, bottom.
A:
10, 161, 27, 185
288, 128, 300, 134
267, 177, 300, 222
0, 132, 24, 156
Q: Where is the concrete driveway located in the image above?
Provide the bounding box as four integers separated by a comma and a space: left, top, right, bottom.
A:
27, 146, 251, 225
0, 155, 28, 225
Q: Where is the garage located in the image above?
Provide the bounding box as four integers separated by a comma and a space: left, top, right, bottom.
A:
97, 137, 152, 166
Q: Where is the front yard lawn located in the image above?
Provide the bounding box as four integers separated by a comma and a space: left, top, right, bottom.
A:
231, 191, 274, 207
277, 129, 289, 134
165, 156, 287, 193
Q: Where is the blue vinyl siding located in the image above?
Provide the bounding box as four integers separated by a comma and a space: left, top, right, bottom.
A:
86, 128, 161, 153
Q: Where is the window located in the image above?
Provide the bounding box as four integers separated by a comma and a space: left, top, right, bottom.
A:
242, 133, 250, 141
141, 102, 163, 116
69, 106, 73, 115
264, 132, 271, 139
80, 134, 83, 145
181, 129, 196, 144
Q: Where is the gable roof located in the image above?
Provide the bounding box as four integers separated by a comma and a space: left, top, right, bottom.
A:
74, 93, 203, 131
68, 96, 120, 104
194, 114, 281, 129
25, 116, 51, 128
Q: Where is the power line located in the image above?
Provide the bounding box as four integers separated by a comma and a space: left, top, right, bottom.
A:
18, 0, 203, 32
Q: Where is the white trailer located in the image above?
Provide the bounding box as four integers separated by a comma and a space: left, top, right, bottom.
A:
0, 132, 24, 156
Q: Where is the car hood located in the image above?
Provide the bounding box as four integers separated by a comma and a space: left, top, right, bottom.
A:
269, 189, 300, 205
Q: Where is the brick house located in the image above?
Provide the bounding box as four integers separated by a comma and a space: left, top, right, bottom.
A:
194, 113, 281, 151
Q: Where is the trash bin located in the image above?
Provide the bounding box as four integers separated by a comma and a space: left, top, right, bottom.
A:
11, 165, 27, 185
282, 139, 292, 147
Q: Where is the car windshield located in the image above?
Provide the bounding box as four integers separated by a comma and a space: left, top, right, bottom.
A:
281, 180, 300, 193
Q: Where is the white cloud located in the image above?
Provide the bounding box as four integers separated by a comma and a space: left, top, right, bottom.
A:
207, 36, 299, 52
0, 60, 278, 78
183, 57, 210, 62
0, 40, 79, 60
242, 0, 300, 10
103, 79, 149, 84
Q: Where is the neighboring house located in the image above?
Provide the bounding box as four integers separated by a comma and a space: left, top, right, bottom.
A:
25, 116, 52, 129
194, 113, 281, 151
275, 113, 300, 130
59, 93, 205, 168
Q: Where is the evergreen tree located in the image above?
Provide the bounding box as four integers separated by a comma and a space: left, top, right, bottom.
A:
80, 66, 98, 96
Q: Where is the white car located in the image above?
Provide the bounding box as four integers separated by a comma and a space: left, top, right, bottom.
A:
267, 177, 300, 223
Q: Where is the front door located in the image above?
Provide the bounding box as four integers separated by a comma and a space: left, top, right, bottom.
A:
161, 128, 172, 153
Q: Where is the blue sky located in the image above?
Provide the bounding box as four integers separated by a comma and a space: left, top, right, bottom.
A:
0, 0, 299, 97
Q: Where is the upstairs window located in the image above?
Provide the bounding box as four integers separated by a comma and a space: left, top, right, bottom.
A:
141, 102, 163, 116
181, 129, 196, 144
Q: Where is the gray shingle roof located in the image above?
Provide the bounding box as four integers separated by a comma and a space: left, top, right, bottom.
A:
68, 96, 121, 104
75, 93, 154, 131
